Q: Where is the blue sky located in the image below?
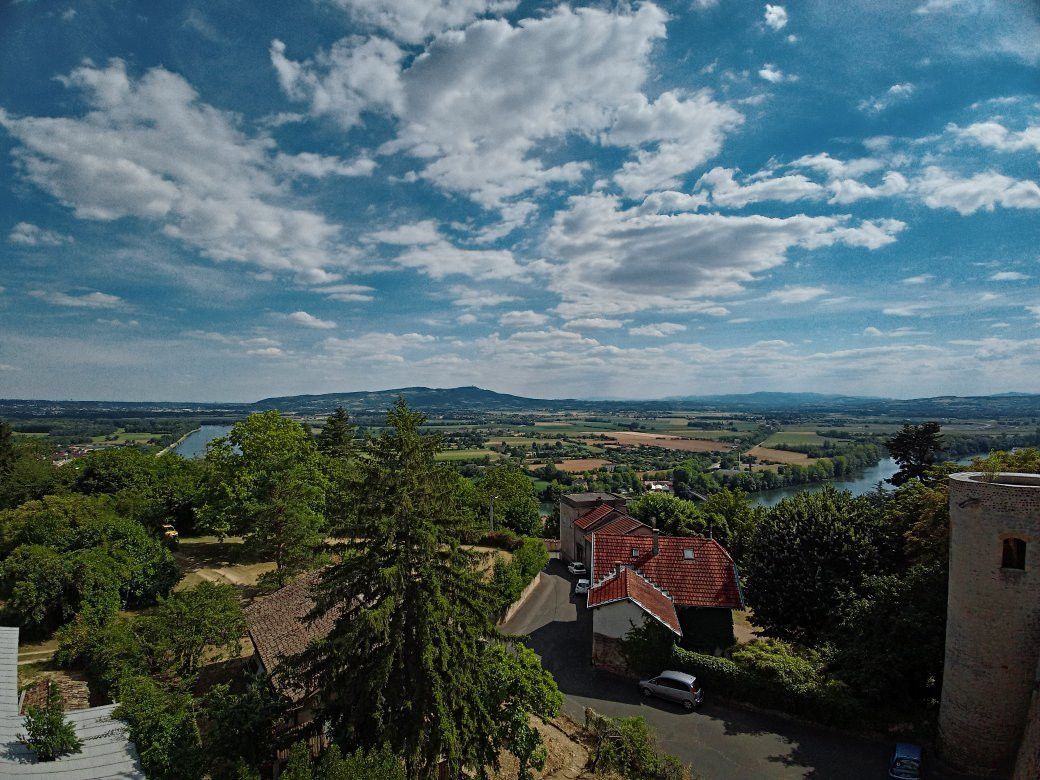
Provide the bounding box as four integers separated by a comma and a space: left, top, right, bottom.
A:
1, 0, 1038, 402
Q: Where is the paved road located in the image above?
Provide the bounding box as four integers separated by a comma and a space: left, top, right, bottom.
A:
502, 559, 891, 780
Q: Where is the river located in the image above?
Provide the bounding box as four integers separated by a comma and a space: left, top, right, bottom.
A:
748, 454, 982, 507
169, 424, 233, 459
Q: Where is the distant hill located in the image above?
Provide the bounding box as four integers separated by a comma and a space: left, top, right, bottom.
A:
252, 386, 569, 413
3, 387, 1039, 420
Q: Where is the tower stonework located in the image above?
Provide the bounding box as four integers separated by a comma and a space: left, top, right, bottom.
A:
940, 473, 1040, 777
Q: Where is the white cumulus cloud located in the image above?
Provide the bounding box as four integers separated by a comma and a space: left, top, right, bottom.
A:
763, 5, 788, 30
288, 311, 337, 329
0, 60, 352, 282
766, 286, 829, 304
29, 290, 126, 310
499, 310, 549, 328
8, 222, 73, 246
629, 322, 686, 337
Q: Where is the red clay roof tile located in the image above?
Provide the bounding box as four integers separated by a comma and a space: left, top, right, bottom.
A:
574, 504, 616, 530
591, 534, 743, 610
587, 567, 681, 634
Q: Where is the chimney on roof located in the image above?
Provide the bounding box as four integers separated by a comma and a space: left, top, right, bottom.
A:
615, 562, 624, 577
652, 527, 660, 556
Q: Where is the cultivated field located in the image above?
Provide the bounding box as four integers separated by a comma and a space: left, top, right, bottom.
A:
528, 458, 611, 473
760, 430, 837, 447
747, 445, 816, 464
589, 431, 732, 452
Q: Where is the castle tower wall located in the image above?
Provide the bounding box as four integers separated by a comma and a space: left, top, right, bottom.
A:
940, 473, 1040, 777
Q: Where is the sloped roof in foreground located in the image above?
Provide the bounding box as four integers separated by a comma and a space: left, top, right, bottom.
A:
0, 627, 144, 779
587, 567, 681, 635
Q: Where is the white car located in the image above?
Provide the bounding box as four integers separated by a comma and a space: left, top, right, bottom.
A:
567, 561, 587, 576
574, 578, 590, 595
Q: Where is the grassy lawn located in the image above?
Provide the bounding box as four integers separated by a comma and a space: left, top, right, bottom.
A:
89, 427, 162, 444
173, 536, 276, 594
434, 449, 502, 461
761, 430, 835, 447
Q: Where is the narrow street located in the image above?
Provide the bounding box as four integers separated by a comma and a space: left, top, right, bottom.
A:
502, 559, 890, 780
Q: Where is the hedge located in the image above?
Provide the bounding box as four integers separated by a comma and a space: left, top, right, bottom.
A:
671, 647, 868, 728
491, 536, 548, 612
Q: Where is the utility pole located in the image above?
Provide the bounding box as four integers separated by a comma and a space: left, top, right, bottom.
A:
489, 495, 496, 531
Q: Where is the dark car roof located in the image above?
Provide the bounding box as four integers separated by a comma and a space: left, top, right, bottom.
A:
894, 743, 922, 760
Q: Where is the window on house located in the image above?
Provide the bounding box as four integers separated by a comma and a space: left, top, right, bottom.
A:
631, 547, 639, 558
1002, 537, 1027, 570
683, 549, 694, 560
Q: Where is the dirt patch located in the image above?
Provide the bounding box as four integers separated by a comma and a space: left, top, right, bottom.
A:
489, 715, 591, 780
747, 446, 816, 464
589, 432, 730, 452
174, 538, 277, 593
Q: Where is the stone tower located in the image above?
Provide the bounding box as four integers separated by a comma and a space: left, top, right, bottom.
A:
940, 472, 1040, 777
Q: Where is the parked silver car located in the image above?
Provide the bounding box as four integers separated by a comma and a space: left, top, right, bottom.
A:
639, 670, 703, 711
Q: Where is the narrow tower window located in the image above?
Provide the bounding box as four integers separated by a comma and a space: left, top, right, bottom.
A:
1001, 537, 1027, 570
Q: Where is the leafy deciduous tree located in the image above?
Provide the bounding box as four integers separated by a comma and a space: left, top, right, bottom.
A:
18, 679, 83, 761
743, 487, 884, 643
197, 412, 327, 577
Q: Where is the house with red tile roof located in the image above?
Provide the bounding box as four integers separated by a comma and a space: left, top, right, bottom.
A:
586, 529, 743, 673
558, 492, 639, 565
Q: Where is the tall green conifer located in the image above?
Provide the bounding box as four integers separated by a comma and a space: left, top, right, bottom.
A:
288, 400, 500, 777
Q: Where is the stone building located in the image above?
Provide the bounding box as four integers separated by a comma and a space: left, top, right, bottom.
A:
940, 472, 1040, 778
558, 492, 629, 564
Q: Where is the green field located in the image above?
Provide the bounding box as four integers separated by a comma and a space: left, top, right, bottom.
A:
434, 449, 502, 461
761, 430, 839, 447
89, 428, 161, 444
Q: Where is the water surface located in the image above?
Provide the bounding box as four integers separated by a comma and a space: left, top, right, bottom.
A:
170, 424, 233, 459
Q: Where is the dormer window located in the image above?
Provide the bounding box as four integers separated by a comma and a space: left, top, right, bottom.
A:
683, 548, 695, 560
1002, 537, 1027, 570
631, 547, 639, 558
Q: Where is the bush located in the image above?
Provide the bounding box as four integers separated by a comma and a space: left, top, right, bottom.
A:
18, 679, 83, 761
478, 529, 522, 551
490, 536, 548, 610
114, 675, 202, 780
620, 617, 676, 677
585, 708, 690, 780
671, 646, 867, 728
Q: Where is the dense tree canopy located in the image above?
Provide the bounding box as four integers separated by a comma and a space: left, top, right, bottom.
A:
475, 465, 541, 536
197, 412, 327, 579
628, 493, 703, 536
886, 422, 944, 486
743, 487, 891, 642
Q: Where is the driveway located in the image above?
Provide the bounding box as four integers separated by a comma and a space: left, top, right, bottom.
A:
502, 559, 891, 780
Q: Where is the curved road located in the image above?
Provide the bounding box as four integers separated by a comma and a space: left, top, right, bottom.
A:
502, 559, 890, 780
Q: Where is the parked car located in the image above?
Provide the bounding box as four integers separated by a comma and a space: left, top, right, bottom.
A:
639, 670, 703, 711
888, 743, 922, 780
567, 561, 587, 576
574, 578, 590, 595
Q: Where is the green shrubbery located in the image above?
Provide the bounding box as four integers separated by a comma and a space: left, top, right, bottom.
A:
585, 708, 690, 780
490, 536, 548, 611
672, 643, 867, 728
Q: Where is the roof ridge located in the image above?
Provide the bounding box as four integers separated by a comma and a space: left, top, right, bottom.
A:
631, 567, 674, 602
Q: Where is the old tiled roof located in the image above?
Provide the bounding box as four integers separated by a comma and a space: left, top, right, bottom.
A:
584, 514, 649, 541
19, 675, 89, 714
587, 567, 681, 635
245, 571, 340, 700
591, 534, 744, 609
0, 627, 144, 779
573, 504, 617, 530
